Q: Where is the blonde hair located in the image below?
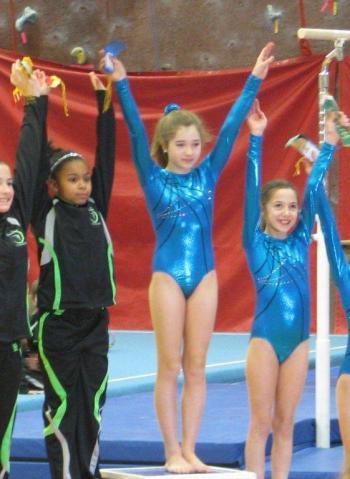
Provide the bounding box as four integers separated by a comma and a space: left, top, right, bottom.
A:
151, 109, 211, 168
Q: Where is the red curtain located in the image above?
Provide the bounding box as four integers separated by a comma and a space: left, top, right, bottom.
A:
1, 48, 348, 332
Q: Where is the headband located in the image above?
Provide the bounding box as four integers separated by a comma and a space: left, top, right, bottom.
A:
50, 152, 82, 174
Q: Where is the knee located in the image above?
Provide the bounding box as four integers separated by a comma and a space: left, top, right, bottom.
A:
249, 416, 272, 441
182, 356, 206, 383
272, 414, 294, 439
158, 357, 182, 379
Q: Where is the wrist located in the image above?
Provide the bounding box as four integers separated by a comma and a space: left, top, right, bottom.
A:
115, 74, 127, 82
24, 95, 37, 104
251, 67, 263, 79
250, 129, 264, 136
325, 138, 337, 146
324, 133, 338, 145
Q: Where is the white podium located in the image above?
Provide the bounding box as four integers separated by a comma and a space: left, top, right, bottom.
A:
100, 466, 256, 479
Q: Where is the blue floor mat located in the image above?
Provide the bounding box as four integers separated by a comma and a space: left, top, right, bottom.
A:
10, 332, 347, 478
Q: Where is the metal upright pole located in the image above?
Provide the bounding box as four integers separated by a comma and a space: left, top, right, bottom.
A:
315, 42, 344, 448
314, 56, 331, 449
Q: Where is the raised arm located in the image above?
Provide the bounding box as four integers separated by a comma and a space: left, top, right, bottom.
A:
242, 100, 267, 249
108, 57, 153, 186
207, 43, 274, 180
89, 72, 116, 218
10, 61, 42, 229
317, 185, 350, 307
299, 112, 348, 238
31, 69, 51, 228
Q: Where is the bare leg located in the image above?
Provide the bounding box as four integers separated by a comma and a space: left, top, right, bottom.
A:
181, 271, 218, 472
245, 338, 279, 479
271, 340, 309, 479
149, 272, 193, 473
337, 374, 350, 478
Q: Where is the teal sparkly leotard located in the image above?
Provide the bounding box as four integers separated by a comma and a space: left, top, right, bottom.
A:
318, 185, 350, 375
243, 134, 336, 363
116, 74, 261, 297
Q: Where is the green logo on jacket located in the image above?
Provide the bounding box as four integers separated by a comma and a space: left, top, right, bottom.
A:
88, 207, 101, 226
6, 229, 26, 246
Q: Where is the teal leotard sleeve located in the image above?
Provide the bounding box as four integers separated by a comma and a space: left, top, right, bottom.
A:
317, 184, 350, 375
204, 74, 262, 180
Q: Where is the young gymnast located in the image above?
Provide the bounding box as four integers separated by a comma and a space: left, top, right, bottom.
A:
31, 70, 116, 479
314, 174, 350, 479
243, 100, 347, 479
110, 43, 274, 473
0, 62, 42, 478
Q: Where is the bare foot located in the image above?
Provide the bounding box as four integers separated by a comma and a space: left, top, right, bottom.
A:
341, 468, 350, 479
183, 452, 212, 473
165, 454, 194, 474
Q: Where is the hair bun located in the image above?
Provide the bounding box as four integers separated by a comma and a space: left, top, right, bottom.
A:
163, 103, 181, 115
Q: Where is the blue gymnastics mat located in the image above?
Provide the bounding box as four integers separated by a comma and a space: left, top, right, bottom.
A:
17, 331, 347, 412
266, 445, 344, 479
10, 332, 348, 479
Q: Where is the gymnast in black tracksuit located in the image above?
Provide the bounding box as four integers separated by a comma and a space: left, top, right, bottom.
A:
31, 73, 116, 479
0, 64, 42, 478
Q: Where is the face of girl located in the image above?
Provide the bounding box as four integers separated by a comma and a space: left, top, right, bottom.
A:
263, 188, 299, 239
165, 124, 202, 174
51, 159, 92, 206
0, 163, 14, 213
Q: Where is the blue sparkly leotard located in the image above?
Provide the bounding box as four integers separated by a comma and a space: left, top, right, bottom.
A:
243, 135, 336, 363
116, 74, 261, 297
318, 185, 350, 375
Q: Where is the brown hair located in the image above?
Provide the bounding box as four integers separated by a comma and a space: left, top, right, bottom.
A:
151, 109, 211, 168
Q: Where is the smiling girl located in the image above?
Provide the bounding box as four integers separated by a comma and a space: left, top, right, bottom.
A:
243, 100, 347, 479
111, 44, 274, 473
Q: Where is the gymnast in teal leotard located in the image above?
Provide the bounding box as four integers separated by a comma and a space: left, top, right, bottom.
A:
243, 101, 342, 479
318, 185, 350, 376
316, 177, 350, 477
243, 142, 336, 364
110, 44, 274, 474
299, 124, 350, 478
116, 74, 262, 298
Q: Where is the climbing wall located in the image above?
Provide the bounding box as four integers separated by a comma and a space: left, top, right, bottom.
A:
0, 0, 350, 70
